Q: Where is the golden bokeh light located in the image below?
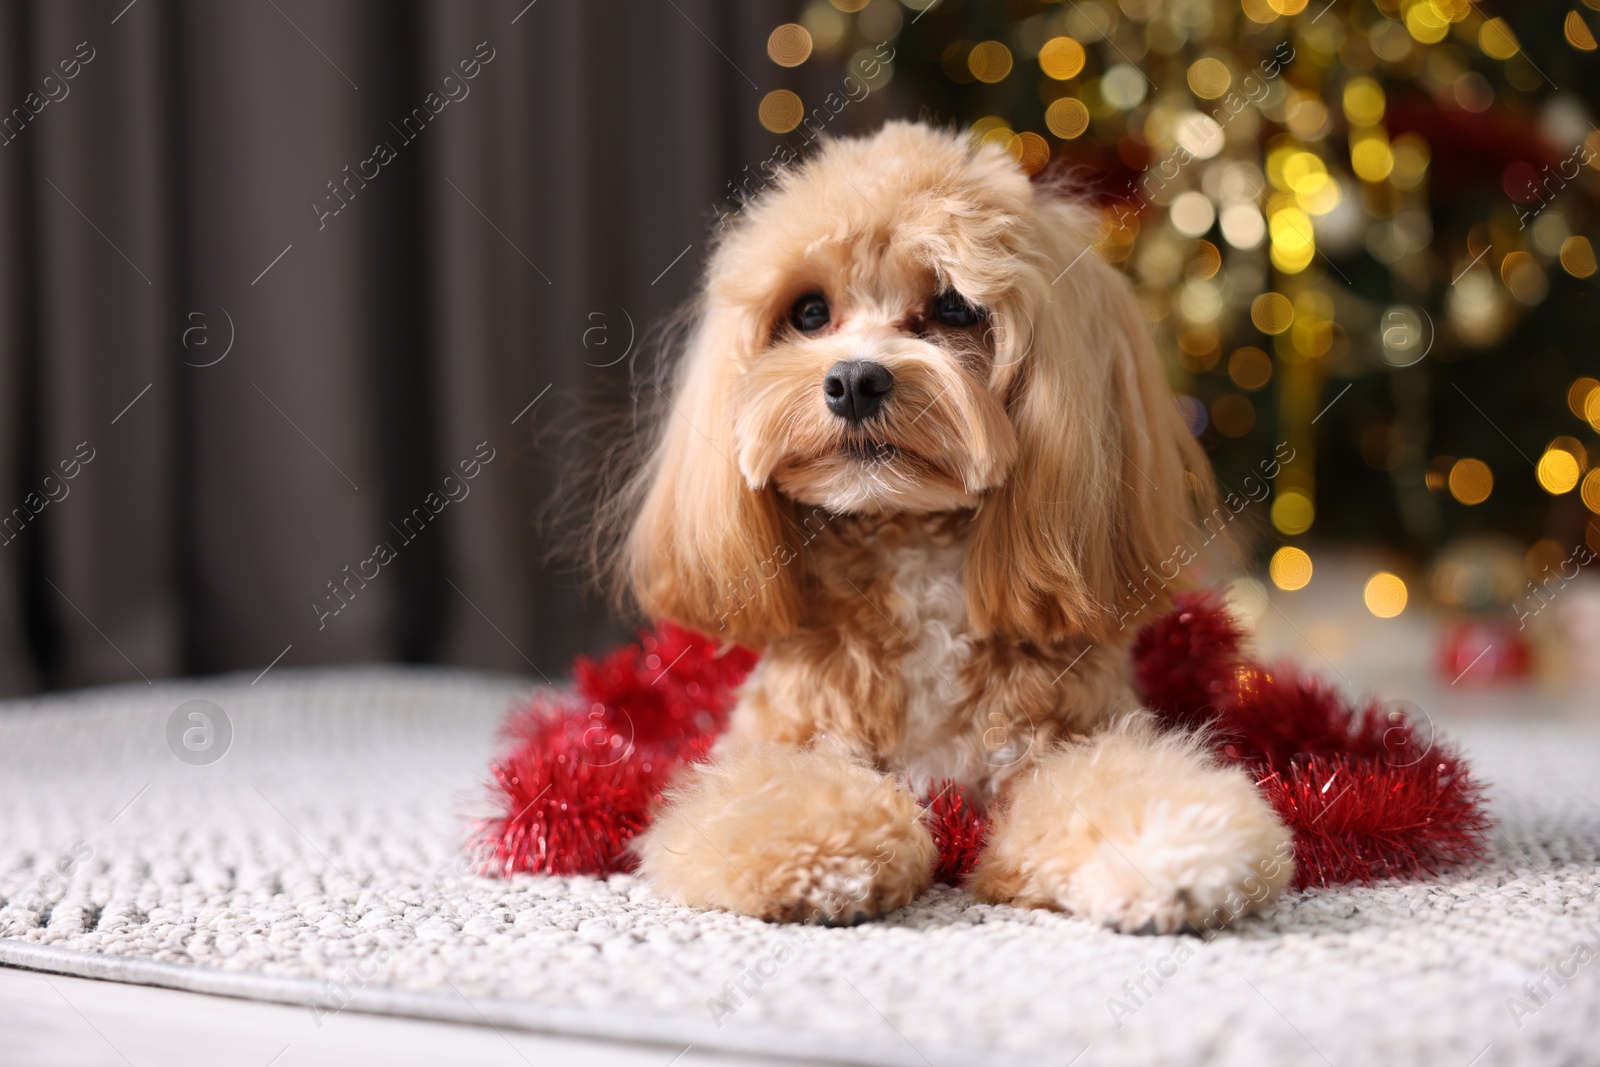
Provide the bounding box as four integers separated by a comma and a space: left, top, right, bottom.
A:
848, 46, 893, 90
1228, 347, 1274, 391
1269, 203, 1315, 273
829, 0, 868, 11
968, 41, 1014, 83
975, 125, 1015, 150
1008, 131, 1051, 174
1447, 458, 1493, 505
1425, 455, 1455, 492
766, 23, 813, 67
1281, 151, 1326, 194
1271, 491, 1315, 535
1188, 240, 1222, 280
1178, 326, 1221, 370
1480, 17, 1521, 59
1587, 389, 1600, 434
1039, 36, 1086, 80
1342, 77, 1386, 125
1536, 448, 1581, 495
1405, 3, 1450, 44
1267, 0, 1309, 14
1287, 95, 1331, 140
1561, 235, 1597, 278
1551, 435, 1588, 469
1350, 133, 1395, 182
1568, 377, 1600, 420
1567, 11, 1599, 51
941, 40, 975, 83
1500, 251, 1548, 306
1269, 546, 1313, 591
1251, 292, 1294, 334
1391, 133, 1431, 190
1582, 469, 1600, 513
1266, 143, 1298, 190
1187, 57, 1231, 99
1296, 176, 1341, 217
1242, 0, 1279, 24
858, 0, 902, 43
1045, 96, 1091, 139
757, 90, 805, 133
801, 1, 847, 51
1364, 571, 1408, 618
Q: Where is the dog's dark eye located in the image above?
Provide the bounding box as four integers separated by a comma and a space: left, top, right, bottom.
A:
933, 290, 982, 328
790, 293, 830, 333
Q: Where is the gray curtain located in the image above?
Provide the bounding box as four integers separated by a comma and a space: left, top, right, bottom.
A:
0, 0, 891, 695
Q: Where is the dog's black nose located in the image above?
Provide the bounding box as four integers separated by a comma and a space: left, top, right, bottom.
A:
823, 360, 893, 424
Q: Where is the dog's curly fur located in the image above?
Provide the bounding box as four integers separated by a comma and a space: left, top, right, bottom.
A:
616, 123, 1292, 932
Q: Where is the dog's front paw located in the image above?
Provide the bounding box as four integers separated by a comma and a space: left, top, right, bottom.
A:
1040, 801, 1290, 935
969, 720, 1295, 934
633, 744, 936, 924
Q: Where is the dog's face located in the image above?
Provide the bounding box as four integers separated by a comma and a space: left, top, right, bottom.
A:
622, 123, 1213, 647
722, 178, 1023, 515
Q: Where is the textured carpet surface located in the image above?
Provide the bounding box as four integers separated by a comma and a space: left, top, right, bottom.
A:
1, 668, 1597, 1067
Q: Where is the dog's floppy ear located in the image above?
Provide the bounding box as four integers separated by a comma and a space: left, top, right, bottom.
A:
967, 198, 1216, 645
622, 299, 803, 647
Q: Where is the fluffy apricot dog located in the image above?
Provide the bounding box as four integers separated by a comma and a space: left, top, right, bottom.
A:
614, 122, 1292, 933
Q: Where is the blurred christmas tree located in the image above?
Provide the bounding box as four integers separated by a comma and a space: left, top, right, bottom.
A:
760, 0, 1600, 619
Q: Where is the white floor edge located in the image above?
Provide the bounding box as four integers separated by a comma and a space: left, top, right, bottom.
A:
0, 939, 1023, 1067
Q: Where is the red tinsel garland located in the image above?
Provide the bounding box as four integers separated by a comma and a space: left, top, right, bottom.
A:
481, 627, 754, 878
1131, 595, 1489, 889
477, 594, 1489, 892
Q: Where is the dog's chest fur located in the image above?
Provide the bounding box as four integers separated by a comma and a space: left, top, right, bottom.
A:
875, 527, 981, 789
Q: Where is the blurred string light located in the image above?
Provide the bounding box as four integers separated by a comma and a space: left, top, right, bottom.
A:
1184, 57, 1228, 99
1364, 572, 1408, 618
758, 90, 805, 134
1101, 64, 1148, 109
1582, 470, 1600, 514
857, 0, 902, 42
767, 24, 813, 67
1272, 491, 1314, 536
1045, 97, 1091, 139
1562, 236, 1597, 278
1569, 377, 1600, 421
1536, 439, 1586, 495
802, 3, 847, 50
1270, 546, 1313, 591
1229, 346, 1273, 390
1566, 12, 1598, 51
1250, 292, 1293, 334
969, 41, 1013, 83
1008, 131, 1052, 174
1170, 191, 1216, 237
1447, 458, 1494, 505
1040, 36, 1086, 80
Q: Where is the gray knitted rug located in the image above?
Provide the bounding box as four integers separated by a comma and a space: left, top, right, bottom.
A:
1, 668, 1597, 1067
